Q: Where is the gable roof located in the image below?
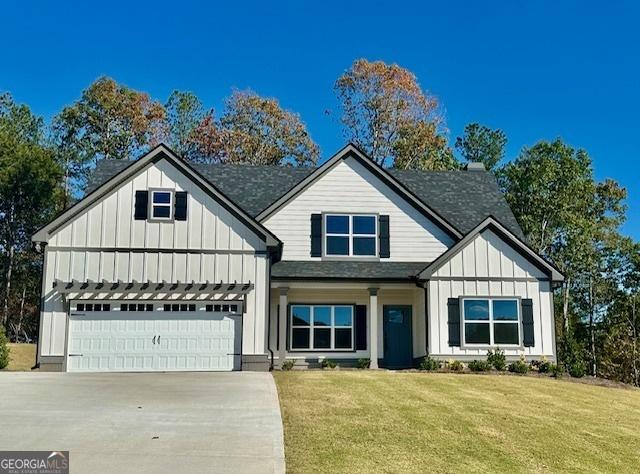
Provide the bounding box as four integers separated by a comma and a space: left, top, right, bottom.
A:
417, 216, 564, 282
32, 144, 282, 249
256, 144, 463, 239
83, 143, 525, 239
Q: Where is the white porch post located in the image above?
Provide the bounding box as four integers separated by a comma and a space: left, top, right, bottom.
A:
369, 288, 379, 369
278, 288, 288, 368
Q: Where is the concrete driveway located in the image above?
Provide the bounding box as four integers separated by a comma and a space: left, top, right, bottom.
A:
0, 372, 285, 473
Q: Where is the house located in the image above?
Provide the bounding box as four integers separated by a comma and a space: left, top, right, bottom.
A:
32, 144, 563, 372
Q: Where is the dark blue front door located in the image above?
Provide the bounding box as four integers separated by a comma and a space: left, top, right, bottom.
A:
383, 305, 413, 369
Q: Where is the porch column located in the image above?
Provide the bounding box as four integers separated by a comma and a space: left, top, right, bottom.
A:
278, 288, 288, 368
369, 287, 379, 369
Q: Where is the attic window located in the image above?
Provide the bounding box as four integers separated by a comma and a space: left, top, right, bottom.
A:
150, 190, 173, 220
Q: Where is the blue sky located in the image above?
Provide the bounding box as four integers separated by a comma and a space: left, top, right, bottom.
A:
1, 1, 638, 239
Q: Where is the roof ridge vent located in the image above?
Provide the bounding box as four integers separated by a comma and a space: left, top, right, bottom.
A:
465, 162, 485, 171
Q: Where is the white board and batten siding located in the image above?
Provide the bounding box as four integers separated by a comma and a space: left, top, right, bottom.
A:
428, 229, 555, 358
262, 156, 454, 261
40, 159, 269, 360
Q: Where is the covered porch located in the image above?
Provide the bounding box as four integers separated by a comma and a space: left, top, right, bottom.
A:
268, 281, 427, 369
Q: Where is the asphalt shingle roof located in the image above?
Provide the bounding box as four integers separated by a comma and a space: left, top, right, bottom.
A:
271, 261, 428, 281
86, 159, 523, 238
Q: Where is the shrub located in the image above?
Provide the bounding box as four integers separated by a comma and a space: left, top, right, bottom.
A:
281, 359, 295, 371
0, 330, 9, 370
321, 359, 337, 369
550, 363, 563, 378
468, 360, 492, 372
418, 356, 440, 371
487, 348, 506, 371
448, 360, 464, 372
508, 356, 530, 374
536, 358, 552, 374
567, 360, 586, 378
357, 358, 371, 369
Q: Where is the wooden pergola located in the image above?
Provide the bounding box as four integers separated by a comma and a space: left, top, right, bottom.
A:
53, 279, 254, 302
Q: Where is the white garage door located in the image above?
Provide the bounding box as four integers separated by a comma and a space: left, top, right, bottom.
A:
67, 301, 242, 372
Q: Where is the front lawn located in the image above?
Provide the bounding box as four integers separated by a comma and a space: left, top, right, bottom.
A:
3, 343, 36, 371
274, 371, 640, 473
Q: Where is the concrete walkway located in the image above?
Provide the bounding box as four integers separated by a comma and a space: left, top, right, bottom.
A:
0, 372, 285, 473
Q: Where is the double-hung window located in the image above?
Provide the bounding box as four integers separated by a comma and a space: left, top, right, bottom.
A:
290, 305, 354, 350
150, 190, 173, 220
462, 298, 520, 346
325, 214, 377, 257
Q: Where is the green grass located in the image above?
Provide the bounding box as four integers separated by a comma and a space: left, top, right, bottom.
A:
274, 371, 640, 473
3, 343, 36, 371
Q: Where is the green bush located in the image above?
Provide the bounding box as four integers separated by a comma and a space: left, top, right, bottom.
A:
448, 360, 464, 372
418, 356, 440, 371
487, 348, 506, 371
550, 363, 563, 378
567, 360, 586, 378
281, 359, 295, 371
508, 356, 530, 374
321, 359, 337, 369
468, 360, 492, 372
536, 359, 552, 374
357, 358, 370, 369
0, 330, 9, 370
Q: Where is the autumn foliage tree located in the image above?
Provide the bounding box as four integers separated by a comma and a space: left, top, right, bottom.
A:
335, 59, 451, 169
217, 90, 319, 166
51, 77, 165, 199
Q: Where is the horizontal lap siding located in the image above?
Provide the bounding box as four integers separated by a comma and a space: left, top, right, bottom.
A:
40, 160, 268, 358
428, 229, 554, 358
263, 157, 454, 261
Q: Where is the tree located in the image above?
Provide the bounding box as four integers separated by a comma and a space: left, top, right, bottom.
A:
157, 91, 211, 159
218, 90, 319, 166
393, 121, 458, 170
500, 139, 627, 356
51, 77, 165, 200
334, 59, 449, 167
455, 123, 507, 171
0, 94, 62, 331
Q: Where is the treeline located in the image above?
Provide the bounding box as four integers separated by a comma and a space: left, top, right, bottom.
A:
0, 59, 638, 384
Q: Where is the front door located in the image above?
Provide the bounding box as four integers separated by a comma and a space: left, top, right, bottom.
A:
383, 305, 413, 369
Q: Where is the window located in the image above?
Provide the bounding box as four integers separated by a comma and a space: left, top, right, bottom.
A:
290, 305, 354, 350
150, 190, 173, 220
463, 298, 520, 346
74, 303, 110, 312
325, 214, 377, 257
120, 303, 154, 312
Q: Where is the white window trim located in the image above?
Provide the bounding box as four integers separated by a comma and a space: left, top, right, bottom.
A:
324, 214, 378, 258
461, 297, 522, 348
289, 304, 354, 351
149, 189, 174, 221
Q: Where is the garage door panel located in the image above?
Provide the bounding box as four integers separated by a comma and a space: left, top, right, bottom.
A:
68, 301, 242, 372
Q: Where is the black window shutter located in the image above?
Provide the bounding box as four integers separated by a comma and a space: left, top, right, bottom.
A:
379, 215, 390, 258
310, 214, 322, 257
174, 191, 188, 221
522, 299, 535, 347
134, 190, 148, 220
447, 298, 461, 346
355, 305, 367, 350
